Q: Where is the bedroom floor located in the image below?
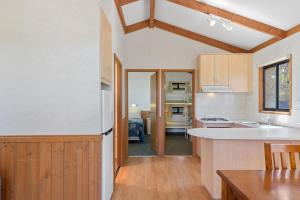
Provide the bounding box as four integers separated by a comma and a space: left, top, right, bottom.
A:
128, 134, 156, 156
112, 156, 211, 200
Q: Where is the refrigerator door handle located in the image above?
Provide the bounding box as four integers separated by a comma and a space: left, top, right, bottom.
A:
102, 128, 113, 136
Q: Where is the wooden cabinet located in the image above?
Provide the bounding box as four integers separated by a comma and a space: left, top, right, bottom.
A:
199, 55, 215, 86
229, 54, 252, 92
101, 9, 112, 85
197, 54, 252, 92
198, 55, 229, 88
214, 55, 229, 86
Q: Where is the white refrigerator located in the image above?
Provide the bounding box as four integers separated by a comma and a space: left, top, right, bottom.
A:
101, 90, 114, 200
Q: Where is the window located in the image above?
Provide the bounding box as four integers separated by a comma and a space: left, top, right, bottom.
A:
260, 59, 291, 113
171, 107, 184, 115
171, 82, 186, 91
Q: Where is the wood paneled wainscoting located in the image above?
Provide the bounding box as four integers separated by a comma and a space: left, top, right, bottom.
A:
0, 135, 102, 200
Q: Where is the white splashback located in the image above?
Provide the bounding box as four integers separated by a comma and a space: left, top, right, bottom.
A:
196, 93, 248, 120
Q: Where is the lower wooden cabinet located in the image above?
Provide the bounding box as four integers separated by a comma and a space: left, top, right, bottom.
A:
0, 135, 102, 200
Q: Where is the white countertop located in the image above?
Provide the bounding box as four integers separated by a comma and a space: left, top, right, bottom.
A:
188, 126, 300, 140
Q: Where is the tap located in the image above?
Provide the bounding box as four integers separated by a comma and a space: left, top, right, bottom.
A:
265, 117, 273, 125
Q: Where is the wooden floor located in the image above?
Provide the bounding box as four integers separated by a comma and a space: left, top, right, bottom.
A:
112, 156, 211, 200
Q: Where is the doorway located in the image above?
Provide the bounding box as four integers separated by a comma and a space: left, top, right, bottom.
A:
124, 69, 196, 158
163, 71, 194, 155
126, 71, 156, 156
125, 69, 165, 157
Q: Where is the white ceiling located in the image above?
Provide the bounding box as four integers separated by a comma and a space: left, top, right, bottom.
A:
123, 0, 149, 25
122, 0, 300, 50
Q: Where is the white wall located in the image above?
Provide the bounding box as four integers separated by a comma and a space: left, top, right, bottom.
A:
124, 28, 226, 69
165, 72, 192, 82
0, 0, 124, 134
196, 93, 248, 120
128, 72, 154, 111
246, 32, 300, 127
0, 0, 101, 133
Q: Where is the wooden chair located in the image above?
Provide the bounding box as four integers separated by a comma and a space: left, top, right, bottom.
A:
264, 142, 300, 170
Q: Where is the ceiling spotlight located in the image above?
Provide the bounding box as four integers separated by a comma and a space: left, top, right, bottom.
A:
222, 20, 233, 31
207, 15, 217, 27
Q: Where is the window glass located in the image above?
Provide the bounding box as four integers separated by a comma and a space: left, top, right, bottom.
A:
264, 66, 276, 109
262, 59, 290, 112
278, 63, 290, 110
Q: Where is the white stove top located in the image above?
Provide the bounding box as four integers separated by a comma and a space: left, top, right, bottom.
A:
200, 118, 235, 124
200, 117, 229, 121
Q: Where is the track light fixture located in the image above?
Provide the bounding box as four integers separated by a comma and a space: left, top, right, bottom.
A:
222, 20, 233, 31
207, 14, 233, 31
207, 14, 217, 27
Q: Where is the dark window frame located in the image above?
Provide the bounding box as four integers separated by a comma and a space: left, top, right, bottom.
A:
171, 106, 184, 115
171, 82, 186, 90
262, 59, 290, 112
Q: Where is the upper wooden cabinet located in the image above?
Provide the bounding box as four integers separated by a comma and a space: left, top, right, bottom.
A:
229, 54, 252, 92
197, 54, 252, 92
198, 55, 229, 87
101, 9, 113, 85
214, 55, 229, 86
199, 55, 215, 86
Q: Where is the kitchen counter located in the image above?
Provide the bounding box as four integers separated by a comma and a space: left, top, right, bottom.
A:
188, 126, 300, 140
189, 125, 300, 199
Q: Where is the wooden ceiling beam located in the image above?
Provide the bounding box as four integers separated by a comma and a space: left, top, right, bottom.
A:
150, 0, 155, 28
115, 0, 128, 33
286, 24, 300, 37
250, 24, 300, 53
126, 20, 150, 33
119, 0, 139, 6
249, 38, 280, 53
154, 20, 248, 53
167, 0, 286, 38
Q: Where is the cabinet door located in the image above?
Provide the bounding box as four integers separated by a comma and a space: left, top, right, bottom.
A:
199, 55, 215, 86
101, 10, 112, 85
214, 55, 229, 86
229, 55, 250, 92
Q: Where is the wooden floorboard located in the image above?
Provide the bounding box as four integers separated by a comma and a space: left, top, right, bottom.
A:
112, 156, 211, 200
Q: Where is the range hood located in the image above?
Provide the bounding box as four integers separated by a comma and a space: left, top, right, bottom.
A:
201, 85, 232, 93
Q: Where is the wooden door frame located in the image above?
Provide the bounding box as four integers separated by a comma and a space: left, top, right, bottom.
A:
124, 68, 197, 158
161, 69, 197, 156
125, 69, 165, 157
114, 54, 122, 178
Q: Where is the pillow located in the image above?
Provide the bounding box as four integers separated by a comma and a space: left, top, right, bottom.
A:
129, 106, 141, 118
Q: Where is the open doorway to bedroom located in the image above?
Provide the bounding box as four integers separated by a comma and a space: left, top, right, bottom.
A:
127, 71, 157, 156
163, 71, 194, 155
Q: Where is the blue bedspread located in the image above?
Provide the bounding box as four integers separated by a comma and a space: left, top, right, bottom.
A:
128, 118, 144, 143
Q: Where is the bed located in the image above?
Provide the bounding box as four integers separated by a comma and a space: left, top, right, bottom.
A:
128, 118, 145, 143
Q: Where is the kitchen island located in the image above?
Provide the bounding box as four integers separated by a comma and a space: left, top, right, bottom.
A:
188, 126, 300, 199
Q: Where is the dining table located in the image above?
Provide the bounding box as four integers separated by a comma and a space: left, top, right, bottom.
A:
217, 170, 300, 200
